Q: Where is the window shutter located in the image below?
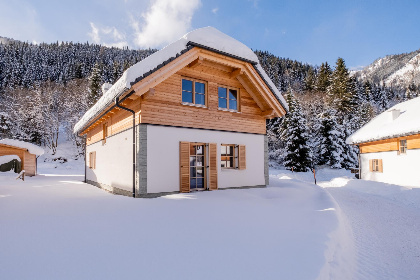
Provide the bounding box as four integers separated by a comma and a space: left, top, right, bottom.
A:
89, 152, 96, 169
180, 141, 190, 193
379, 159, 383, 173
209, 143, 218, 190
238, 145, 246, 170
369, 159, 373, 172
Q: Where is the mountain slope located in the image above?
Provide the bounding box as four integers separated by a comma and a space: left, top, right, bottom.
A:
354, 48, 420, 88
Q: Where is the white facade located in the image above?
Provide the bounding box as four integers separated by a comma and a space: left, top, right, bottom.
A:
86, 128, 133, 191
360, 149, 420, 187
146, 125, 266, 193
85, 125, 266, 195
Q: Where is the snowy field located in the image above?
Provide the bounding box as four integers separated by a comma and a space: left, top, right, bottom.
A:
1, 158, 420, 279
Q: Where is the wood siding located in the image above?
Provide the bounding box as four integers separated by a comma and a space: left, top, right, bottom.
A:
140, 66, 266, 134
83, 51, 273, 144
359, 134, 420, 154
85, 99, 141, 146
0, 144, 36, 176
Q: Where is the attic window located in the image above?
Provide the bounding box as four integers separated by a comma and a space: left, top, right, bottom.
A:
399, 139, 407, 154
218, 86, 239, 111
182, 78, 206, 106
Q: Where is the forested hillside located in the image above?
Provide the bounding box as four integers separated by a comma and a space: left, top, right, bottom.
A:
0, 39, 154, 155
0, 38, 419, 169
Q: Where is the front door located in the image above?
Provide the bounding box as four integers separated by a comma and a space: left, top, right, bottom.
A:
190, 143, 206, 191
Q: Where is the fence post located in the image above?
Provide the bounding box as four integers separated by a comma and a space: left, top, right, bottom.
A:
313, 168, 316, 185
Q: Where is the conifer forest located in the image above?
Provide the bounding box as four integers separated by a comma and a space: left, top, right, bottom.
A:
0, 40, 419, 170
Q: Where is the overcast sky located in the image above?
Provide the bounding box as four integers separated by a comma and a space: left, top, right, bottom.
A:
0, 0, 419, 69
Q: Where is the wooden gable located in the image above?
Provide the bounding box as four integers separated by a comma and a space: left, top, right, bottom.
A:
81, 46, 286, 142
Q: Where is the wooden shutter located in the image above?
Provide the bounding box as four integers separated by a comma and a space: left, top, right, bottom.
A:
369, 159, 373, 172
208, 143, 218, 190
379, 159, 383, 173
180, 141, 190, 193
238, 145, 246, 170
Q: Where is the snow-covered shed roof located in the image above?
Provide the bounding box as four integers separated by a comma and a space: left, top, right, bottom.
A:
74, 26, 288, 134
0, 139, 44, 156
347, 96, 420, 144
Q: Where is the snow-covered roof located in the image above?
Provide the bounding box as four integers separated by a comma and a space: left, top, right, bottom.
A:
346, 96, 420, 144
0, 155, 21, 165
0, 139, 44, 156
74, 26, 288, 134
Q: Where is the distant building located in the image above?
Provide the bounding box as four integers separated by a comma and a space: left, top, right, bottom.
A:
347, 97, 420, 187
74, 27, 288, 197
0, 139, 44, 176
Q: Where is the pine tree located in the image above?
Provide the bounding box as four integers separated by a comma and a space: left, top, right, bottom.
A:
279, 91, 311, 171
317, 108, 345, 169
315, 62, 332, 92
88, 63, 102, 106
327, 58, 353, 114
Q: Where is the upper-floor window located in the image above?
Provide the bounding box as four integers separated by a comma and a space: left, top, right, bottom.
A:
218, 86, 239, 111
182, 78, 206, 106
399, 139, 407, 154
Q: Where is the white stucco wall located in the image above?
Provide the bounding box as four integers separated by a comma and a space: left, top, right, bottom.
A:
146, 125, 265, 193
360, 149, 420, 187
86, 128, 133, 191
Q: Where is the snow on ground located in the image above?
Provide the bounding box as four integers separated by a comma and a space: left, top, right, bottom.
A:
2, 151, 419, 279
1, 164, 340, 279
322, 178, 420, 280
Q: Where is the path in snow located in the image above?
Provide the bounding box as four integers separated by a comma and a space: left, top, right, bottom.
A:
325, 181, 420, 280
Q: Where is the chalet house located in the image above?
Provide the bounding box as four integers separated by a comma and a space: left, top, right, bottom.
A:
0, 139, 44, 176
74, 27, 288, 197
347, 96, 420, 187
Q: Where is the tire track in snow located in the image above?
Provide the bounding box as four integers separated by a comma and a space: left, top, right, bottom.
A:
326, 187, 420, 280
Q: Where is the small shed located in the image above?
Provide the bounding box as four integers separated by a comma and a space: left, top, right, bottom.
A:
0, 139, 44, 176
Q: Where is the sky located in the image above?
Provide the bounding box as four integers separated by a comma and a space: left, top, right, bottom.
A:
0, 0, 419, 69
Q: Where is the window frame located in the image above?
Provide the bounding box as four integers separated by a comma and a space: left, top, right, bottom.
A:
399, 139, 407, 154
372, 159, 380, 172
89, 151, 96, 169
221, 144, 236, 169
218, 85, 240, 112
181, 77, 208, 107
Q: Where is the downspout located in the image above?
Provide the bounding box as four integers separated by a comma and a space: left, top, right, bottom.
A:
84, 136, 87, 183
115, 96, 136, 198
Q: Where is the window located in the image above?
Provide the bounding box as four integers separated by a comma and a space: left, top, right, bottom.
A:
221, 144, 235, 168
370, 159, 383, 173
89, 151, 96, 169
220, 144, 246, 170
399, 139, 407, 154
218, 86, 239, 111
182, 78, 206, 106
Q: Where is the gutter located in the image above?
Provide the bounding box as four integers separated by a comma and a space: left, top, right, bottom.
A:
115, 95, 136, 198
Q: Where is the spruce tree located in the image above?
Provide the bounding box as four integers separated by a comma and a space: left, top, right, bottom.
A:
88, 63, 102, 106
317, 108, 345, 169
315, 62, 332, 92
327, 58, 354, 114
279, 91, 311, 172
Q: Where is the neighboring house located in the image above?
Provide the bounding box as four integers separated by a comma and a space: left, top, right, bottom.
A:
0, 139, 44, 176
74, 27, 288, 197
347, 96, 420, 187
